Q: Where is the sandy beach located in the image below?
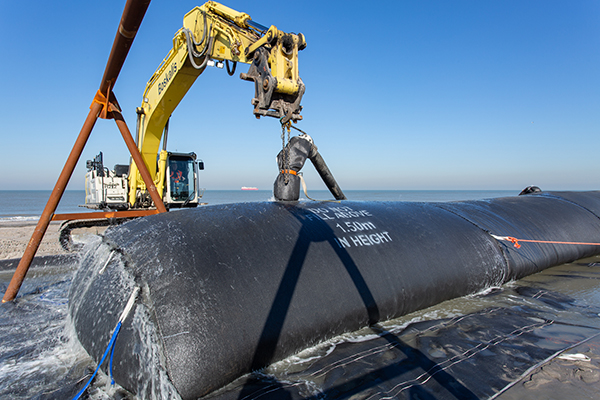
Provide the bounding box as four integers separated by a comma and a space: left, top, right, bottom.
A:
0, 220, 69, 260
0, 220, 106, 261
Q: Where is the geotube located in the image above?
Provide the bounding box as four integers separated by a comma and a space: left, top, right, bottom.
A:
68, 191, 600, 399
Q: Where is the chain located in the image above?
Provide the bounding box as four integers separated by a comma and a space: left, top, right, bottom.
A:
286, 124, 291, 178
280, 124, 286, 184
281, 122, 291, 184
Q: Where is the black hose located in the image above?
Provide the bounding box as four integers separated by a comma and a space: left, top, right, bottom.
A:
308, 150, 347, 200
226, 60, 237, 76
185, 30, 213, 70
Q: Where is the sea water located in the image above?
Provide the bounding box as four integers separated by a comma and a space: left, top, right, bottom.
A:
1, 190, 599, 399
0, 190, 517, 220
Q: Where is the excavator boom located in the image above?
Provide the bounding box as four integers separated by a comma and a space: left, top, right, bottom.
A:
129, 1, 306, 206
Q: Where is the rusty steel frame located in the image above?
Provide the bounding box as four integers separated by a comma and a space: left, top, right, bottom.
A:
3, 0, 155, 302
51, 209, 161, 222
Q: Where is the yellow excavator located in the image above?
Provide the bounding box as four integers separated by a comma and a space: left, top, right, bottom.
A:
83, 1, 306, 211
61, 1, 306, 249
4, 0, 344, 302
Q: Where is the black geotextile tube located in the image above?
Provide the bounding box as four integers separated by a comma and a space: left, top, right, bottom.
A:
69, 192, 600, 399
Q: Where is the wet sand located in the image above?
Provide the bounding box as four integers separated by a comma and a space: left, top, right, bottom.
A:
498, 338, 600, 400
0, 220, 106, 261
0, 221, 68, 260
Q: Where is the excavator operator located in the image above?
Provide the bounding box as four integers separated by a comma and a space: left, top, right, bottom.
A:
170, 160, 189, 200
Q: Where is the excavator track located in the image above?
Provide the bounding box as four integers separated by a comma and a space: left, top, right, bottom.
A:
58, 218, 133, 251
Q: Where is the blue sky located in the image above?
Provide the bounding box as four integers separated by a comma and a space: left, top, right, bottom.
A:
1, 1, 598, 191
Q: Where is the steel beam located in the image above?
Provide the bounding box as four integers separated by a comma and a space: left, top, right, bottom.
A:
2, 0, 152, 302
2, 103, 102, 302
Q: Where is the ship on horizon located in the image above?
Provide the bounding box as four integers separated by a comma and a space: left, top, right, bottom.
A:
241, 186, 258, 191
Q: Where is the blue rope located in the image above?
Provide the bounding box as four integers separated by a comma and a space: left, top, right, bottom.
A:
72, 286, 138, 399
108, 323, 121, 385
72, 321, 122, 400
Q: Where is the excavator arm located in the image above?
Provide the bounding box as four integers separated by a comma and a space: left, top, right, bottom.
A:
129, 1, 306, 206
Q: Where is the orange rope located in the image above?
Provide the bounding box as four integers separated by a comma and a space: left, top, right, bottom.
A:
490, 234, 600, 249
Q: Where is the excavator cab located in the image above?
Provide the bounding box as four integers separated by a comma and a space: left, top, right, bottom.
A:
165, 153, 201, 207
